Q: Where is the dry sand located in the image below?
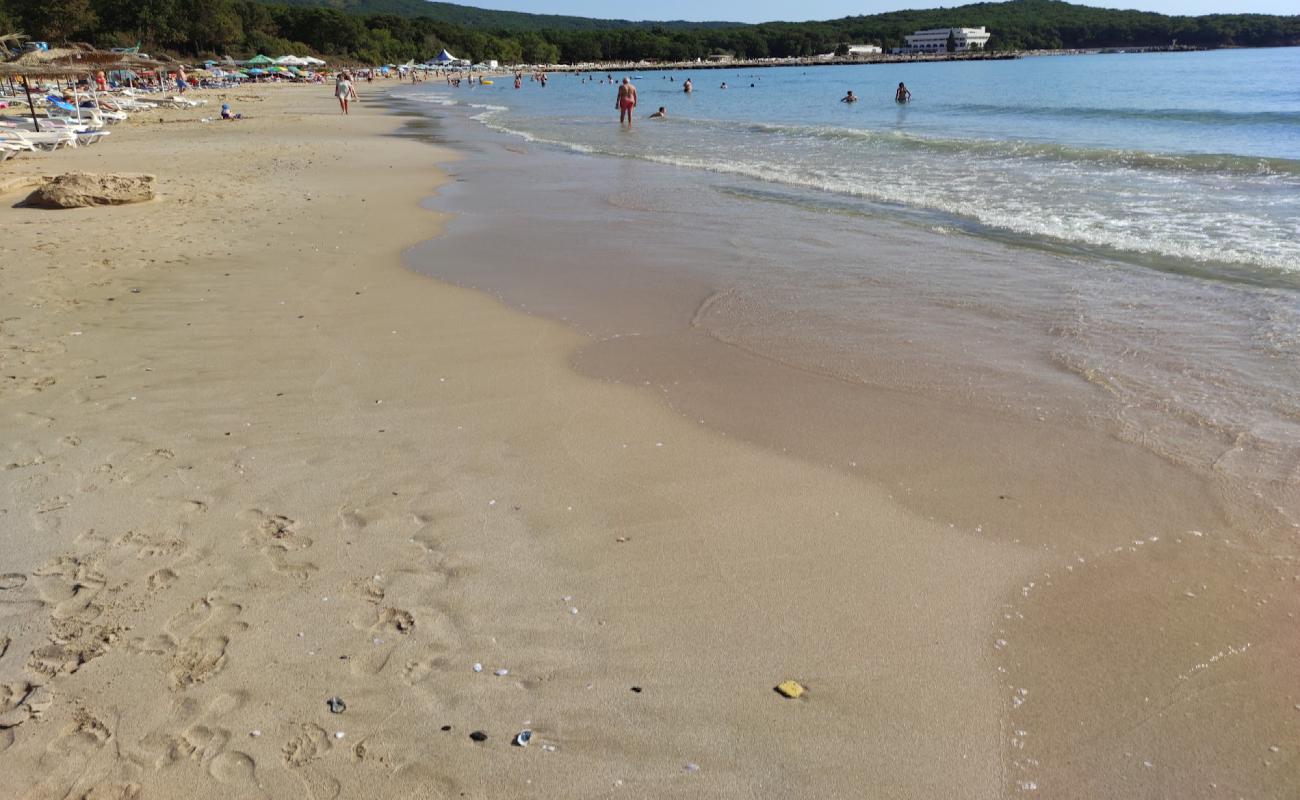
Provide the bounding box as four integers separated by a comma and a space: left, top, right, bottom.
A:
1, 83, 1294, 800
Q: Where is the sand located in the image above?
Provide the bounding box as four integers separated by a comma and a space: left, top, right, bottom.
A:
1, 83, 1294, 800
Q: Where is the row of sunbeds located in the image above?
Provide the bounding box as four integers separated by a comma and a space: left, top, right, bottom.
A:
0, 86, 209, 161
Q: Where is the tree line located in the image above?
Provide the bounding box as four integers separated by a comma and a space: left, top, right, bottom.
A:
3, 0, 1297, 66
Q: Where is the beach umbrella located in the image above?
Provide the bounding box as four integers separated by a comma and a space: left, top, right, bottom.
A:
245, 54, 274, 65
434, 49, 456, 63
246, 68, 266, 75
1, 44, 162, 130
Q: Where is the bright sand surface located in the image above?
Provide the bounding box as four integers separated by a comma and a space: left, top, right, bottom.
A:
0, 84, 1295, 799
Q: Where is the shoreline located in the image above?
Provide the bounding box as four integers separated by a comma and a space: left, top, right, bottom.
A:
1, 79, 1294, 799
398, 85, 1300, 796
1, 83, 1026, 798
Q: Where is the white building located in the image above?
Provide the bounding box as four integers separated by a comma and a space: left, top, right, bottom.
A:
900, 27, 991, 54
846, 44, 882, 56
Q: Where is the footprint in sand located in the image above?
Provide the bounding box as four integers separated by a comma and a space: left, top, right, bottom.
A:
146, 568, 178, 594
371, 607, 416, 636
27, 622, 120, 679
401, 656, 446, 685
208, 750, 257, 785
346, 576, 385, 605
282, 723, 332, 767
25, 557, 121, 678
79, 783, 141, 800
31, 556, 105, 622
0, 681, 53, 731
244, 510, 318, 581
47, 708, 112, 756
114, 530, 187, 560
131, 594, 248, 690
167, 597, 248, 690
0, 573, 43, 625
134, 691, 249, 770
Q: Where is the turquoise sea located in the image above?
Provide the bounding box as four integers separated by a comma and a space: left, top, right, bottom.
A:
445, 48, 1300, 278
401, 48, 1299, 535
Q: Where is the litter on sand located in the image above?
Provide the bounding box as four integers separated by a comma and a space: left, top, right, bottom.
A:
514, 729, 533, 747
775, 680, 806, 699
470, 731, 488, 742
327, 696, 346, 713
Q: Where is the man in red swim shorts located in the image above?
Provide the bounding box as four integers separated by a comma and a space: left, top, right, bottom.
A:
616, 77, 637, 126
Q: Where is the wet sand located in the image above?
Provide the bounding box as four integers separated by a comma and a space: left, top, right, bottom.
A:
404, 92, 1300, 797
1, 82, 1295, 800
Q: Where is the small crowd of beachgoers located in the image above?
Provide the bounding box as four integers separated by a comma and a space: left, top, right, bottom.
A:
1, 62, 431, 161
437, 69, 918, 128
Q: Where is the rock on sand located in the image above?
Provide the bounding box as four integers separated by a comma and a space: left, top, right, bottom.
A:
26, 172, 156, 208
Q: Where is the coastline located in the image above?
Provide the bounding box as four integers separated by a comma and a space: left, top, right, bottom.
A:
0, 84, 1029, 797
2, 78, 1294, 799
400, 81, 1299, 797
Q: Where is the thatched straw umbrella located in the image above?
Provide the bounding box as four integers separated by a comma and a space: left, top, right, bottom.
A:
1, 44, 165, 130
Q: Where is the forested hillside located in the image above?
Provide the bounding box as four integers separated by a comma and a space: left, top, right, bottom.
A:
266, 0, 737, 31
3, 0, 1297, 65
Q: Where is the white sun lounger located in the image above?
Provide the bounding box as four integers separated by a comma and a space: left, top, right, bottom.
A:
0, 126, 77, 151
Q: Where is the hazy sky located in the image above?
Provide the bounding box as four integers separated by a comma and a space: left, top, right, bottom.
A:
461, 1, 1298, 23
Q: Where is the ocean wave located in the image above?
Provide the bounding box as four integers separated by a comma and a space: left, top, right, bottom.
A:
946, 103, 1300, 127
608, 147, 1299, 276
698, 119, 1300, 177
426, 92, 1300, 279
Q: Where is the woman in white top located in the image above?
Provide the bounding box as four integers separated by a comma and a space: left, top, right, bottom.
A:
335, 73, 357, 115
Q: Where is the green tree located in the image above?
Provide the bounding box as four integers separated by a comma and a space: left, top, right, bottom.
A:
23, 0, 97, 42
946, 29, 957, 52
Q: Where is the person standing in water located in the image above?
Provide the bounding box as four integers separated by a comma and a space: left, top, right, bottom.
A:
895, 82, 912, 103
616, 77, 638, 126
841, 90, 858, 103
683, 78, 693, 93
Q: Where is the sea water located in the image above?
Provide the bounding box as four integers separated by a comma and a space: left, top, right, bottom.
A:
456, 50, 1299, 278
398, 49, 1299, 537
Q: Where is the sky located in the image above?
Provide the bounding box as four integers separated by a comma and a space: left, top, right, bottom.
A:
458, 0, 1299, 24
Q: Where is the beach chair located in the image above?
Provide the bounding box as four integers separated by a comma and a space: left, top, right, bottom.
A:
0, 126, 74, 151
0, 141, 31, 161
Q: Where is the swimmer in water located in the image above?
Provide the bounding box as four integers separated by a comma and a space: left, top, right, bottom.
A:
895, 82, 912, 103
841, 90, 858, 103
649, 106, 666, 118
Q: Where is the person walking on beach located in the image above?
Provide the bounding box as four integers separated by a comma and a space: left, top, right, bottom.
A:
616, 77, 637, 126
895, 82, 912, 104
336, 72, 357, 114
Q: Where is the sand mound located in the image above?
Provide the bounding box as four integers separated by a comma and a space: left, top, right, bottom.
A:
26, 172, 156, 208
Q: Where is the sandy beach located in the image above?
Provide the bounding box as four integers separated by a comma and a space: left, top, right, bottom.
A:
2, 81, 1295, 800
